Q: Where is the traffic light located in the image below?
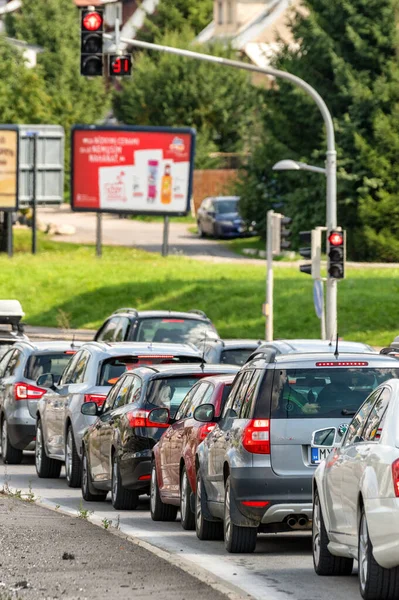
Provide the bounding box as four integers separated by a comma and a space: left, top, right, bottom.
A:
328, 230, 345, 279
280, 216, 292, 251
299, 229, 322, 278
81, 8, 104, 77
109, 55, 133, 77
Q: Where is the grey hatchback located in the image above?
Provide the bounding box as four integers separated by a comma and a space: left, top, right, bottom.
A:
0, 341, 81, 464
195, 351, 399, 553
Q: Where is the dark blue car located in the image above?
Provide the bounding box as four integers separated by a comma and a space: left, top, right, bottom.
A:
197, 196, 255, 239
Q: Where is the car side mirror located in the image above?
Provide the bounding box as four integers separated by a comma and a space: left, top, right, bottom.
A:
148, 407, 170, 427
194, 403, 215, 423
81, 402, 99, 417
311, 426, 345, 448
37, 373, 55, 389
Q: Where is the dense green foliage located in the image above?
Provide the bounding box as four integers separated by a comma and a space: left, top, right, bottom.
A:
113, 29, 259, 167
238, 0, 399, 260
2, 230, 397, 346
138, 0, 213, 43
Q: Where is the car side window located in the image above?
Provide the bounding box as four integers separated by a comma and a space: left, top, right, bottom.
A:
59, 351, 84, 386
4, 350, 21, 378
102, 377, 125, 413
112, 375, 132, 409
127, 375, 143, 405
0, 350, 15, 378
240, 370, 262, 419
114, 317, 130, 342
343, 389, 382, 446
222, 373, 244, 418
185, 383, 213, 419
175, 384, 200, 421
232, 370, 254, 416
69, 350, 90, 384
362, 387, 391, 442
100, 318, 119, 342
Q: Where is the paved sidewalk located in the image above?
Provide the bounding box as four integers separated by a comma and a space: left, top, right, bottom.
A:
0, 495, 231, 600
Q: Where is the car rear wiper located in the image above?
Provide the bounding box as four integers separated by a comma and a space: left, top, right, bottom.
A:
342, 409, 356, 416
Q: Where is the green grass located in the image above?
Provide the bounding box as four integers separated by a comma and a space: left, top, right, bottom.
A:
0, 230, 397, 346
130, 214, 195, 224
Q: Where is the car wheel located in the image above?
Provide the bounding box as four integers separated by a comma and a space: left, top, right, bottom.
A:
111, 452, 138, 511
1, 418, 23, 465
224, 475, 257, 553
81, 447, 107, 502
195, 469, 223, 541
180, 466, 195, 530
150, 463, 178, 522
35, 420, 61, 479
212, 223, 220, 239
65, 425, 82, 488
358, 506, 399, 599
313, 488, 353, 576
197, 221, 205, 238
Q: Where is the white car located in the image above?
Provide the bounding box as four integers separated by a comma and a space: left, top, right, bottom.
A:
312, 378, 399, 600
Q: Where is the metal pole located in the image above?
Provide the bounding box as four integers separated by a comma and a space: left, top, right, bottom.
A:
31, 133, 38, 255
162, 216, 169, 257
266, 210, 274, 342
7, 211, 13, 258
320, 281, 326, 341
105, 33, 338, 340
96, 212, 102, 257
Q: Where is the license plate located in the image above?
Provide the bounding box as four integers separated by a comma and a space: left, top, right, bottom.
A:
311, 447, 331, 465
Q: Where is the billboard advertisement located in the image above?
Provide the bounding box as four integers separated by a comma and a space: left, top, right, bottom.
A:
0, 127, 19, 211
71, 126, 196, 216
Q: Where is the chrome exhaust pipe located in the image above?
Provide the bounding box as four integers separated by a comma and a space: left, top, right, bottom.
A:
287, 516, 297, 528
298, 517, 308, 527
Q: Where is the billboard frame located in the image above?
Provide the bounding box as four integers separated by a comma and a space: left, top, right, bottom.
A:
0, 125, 19, 212
71, 124, 196, 217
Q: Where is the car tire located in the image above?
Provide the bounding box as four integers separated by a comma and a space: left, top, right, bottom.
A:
180, 466, 195, 530
358, 506, 399, 600
1, 418, 23, 465
111, 452, 139, 511
150, 463, 178, 522
224, 475, 257, 553
81, 446, 107, 502
195, 469, 223, 541
65, 425, 82, 488
313, 488, 353, 576
197, 221, 205, 238
35, 419, 61, 479
212, 223, 220, 239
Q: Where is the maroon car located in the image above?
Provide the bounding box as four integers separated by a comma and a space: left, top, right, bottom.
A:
151, 374, 236, 529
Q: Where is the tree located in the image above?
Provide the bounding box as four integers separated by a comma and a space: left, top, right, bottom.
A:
238, 0, 399, 260
138, 0, 213, 43
113, 29, 259, 167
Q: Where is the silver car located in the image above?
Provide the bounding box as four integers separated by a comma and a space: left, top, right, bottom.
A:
0, 341, 82, 464
35, 341, 204, 487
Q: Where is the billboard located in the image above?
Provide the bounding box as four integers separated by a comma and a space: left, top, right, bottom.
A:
71, 126, 196, 216
0, 127, 18, 211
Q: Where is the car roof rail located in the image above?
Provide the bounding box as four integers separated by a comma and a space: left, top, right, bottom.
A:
245, 347, 278, 365
112, 308, 139, 316
188, 309, 208, 319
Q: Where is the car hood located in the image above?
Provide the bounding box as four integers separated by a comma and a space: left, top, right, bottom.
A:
215, 212, 242, 221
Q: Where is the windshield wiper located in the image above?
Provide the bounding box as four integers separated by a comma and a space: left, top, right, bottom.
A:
342, 409, 356, 416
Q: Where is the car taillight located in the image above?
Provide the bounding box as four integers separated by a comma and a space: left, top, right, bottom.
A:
241, 500, 269, 508
392, 459, 399, 497
242, 419, 270, 454
126, 409, 169, 429
199, 423, 216, 441
14, 382, 47, 401
84, 394, 106, 408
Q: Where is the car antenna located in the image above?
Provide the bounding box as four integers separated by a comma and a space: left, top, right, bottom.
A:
334, 333, 339, 359
71, 334, 76, 350
200, 331, 207, 370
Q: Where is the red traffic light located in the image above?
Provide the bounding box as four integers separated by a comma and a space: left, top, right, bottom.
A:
109, 55, 132, 77
328, 231, 343, 246
83, 11, 103, 31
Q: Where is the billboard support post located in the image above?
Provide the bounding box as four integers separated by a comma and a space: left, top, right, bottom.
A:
162, 216, 169, 257
7, 212, 13, 257
96, 213, 102, 257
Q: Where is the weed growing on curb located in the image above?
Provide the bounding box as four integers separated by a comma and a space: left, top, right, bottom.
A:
77, 500, 92, 520
102, 518, 112, 530
114, 514, 120, 531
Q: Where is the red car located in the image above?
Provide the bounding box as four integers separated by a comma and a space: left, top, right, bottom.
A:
151, 374, 236, 529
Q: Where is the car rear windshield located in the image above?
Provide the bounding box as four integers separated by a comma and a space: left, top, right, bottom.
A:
0, 341, 14, 359
136, 318, 215, 345
98, 356, 202, 386
215, 199, 238, 214
145, 376, 205, 417
221, 348, 254, 366
271, 367, 399, 419
25, 353, 76, 382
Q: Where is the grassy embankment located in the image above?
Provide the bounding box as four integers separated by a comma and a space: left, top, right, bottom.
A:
0, 230, 397, 346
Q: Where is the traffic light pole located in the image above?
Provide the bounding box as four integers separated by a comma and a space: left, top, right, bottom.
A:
104, 33, 338, 339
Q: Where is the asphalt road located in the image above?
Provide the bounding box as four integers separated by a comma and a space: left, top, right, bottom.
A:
0, 455, 363, 600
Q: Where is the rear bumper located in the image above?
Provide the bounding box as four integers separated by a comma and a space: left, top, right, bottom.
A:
119, 450, 152, 492
365, 498, 399, 569
7, 422, 36, 450
230, 466, 312, 527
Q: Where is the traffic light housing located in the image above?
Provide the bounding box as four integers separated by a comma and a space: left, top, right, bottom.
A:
81, 8, 104, 77
109, 55, 133, 77
328, 230, 345, 279
299, 231, 312, 275
280, 216, 292, 251
299, 229, 322, 278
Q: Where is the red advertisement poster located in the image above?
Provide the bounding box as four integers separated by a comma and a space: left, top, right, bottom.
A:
71, 126, 196, 215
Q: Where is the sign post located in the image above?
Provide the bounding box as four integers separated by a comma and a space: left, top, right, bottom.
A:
0, 127, 19, 258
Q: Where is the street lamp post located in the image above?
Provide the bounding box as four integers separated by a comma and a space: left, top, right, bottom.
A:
103, 32, 337, 340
